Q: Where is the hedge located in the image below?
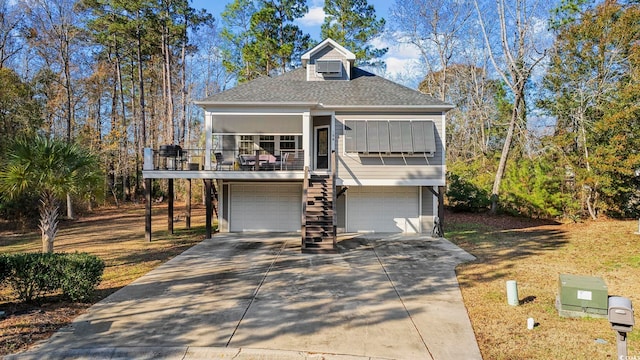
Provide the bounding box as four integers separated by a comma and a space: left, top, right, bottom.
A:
0, 252, 104, 303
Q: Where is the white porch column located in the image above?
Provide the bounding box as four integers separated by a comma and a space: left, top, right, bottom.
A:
302, 111, 311, 169
143, 148, 154, 170
204, 112, 213, 170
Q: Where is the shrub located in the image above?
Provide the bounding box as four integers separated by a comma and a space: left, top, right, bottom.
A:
59, 253, 104, 302
447, 173, 491, 212
501, 158, 567, 218
4, 253, 61, 302
0, 254, 9, 284
2, 252, 104, 303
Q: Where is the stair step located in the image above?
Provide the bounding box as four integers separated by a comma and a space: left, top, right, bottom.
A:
305, 238, 331, 243
308, 182, 332, 187
306, 218, 333, 223
305, 226, 331, 232
306, 217, 333, 222
306, 202, 332, 208
304, 237, 332, 244
305, 210, 332, 216
304, 226, 333, 237
302, 241, 336, 254
305, 230, 331, 235
307, 191, 330, 195
305, 206, 332, 210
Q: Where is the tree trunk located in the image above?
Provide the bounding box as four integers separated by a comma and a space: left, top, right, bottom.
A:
179, 13, 188, 147
161, 14, 174, 145
63, 35, 73, 142
115, 42, 128, 202
66, 193, 74, 220
136, 10, 147, 148
490, 88, 523, 214
136, 13, 147, 198
39, 192, 59, 253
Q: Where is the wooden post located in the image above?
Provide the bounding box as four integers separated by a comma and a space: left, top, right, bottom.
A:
145, 178, 152, 242
205, 179, 212, 239
186, 179, 191, 229
168, 178, 174, 234
438, 185, 445, 236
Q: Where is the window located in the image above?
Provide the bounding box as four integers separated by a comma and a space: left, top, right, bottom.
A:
239, 135, 254, 155
259, 135, 275, 154
345, 120, 436, 155
279, 135, 296, 150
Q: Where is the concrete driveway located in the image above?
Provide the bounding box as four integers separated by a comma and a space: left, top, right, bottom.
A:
7, 234, 482, 360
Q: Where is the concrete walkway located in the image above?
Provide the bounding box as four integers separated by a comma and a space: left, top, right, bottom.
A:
7, 234, 482, 360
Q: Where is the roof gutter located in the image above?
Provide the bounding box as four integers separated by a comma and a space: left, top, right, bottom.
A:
193, 101, 321, 108
193, 101, 454, 111
324, 104, 455, 111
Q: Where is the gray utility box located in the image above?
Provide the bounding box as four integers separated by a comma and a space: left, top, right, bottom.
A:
557, 274, 608, 318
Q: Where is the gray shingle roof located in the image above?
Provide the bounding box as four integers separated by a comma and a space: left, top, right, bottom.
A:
196, 67, 452, 109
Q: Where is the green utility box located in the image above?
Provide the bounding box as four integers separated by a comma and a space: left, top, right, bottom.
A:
557, 274, 608, 318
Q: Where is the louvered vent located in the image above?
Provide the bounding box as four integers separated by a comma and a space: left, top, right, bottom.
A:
316, 60, 342, 76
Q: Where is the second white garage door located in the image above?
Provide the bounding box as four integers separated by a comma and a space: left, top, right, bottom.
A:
230, 183, 302, 232
347, 186, 420, 233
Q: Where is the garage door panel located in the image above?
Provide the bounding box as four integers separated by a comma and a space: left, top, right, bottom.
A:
347, 187, 419, 233
230, 183, 301, 232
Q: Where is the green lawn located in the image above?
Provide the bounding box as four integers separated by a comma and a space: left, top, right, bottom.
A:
447, 212, 640, 359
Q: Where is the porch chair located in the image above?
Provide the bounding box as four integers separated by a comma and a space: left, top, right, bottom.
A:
214, 152, 234, 170
238, 154, 255, 170
276, 153, 292, 170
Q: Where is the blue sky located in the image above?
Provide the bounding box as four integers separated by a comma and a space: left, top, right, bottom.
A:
189, 0, 424, 86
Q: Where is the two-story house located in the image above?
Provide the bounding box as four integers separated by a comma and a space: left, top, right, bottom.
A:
143, 38, 452, 253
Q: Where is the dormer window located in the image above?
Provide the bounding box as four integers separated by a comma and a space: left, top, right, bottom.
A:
316, 60, 342, 77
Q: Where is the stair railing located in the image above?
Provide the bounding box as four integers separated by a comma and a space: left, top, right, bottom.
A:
301, 166, 309, 247
331, 150, 337, 247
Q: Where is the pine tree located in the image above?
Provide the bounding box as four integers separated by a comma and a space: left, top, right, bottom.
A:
321, 0, 387, 67
221, 0, 311, 82
541, 0, 640, 218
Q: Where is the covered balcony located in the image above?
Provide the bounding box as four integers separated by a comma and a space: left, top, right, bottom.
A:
142, 135, 306, 180
144, 146, 305, 172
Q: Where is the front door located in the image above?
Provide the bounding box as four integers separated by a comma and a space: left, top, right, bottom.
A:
314, 126, 330, 170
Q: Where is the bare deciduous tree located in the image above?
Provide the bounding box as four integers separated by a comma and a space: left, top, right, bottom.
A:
473, 0, 549, 213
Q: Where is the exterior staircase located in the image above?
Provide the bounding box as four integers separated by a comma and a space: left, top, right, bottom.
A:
302, 173, 336, 253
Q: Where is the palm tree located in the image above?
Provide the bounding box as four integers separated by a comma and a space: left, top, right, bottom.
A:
0, 135, 102, 253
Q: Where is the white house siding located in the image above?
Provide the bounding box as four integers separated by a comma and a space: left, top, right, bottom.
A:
228, 183, 302, 232
307, 47, 350, 81
346, 186, 420, 233
335, 113, 445, 185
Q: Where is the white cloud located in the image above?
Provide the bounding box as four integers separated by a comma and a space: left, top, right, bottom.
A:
372, 33, 424, 62
368, 35, 425, 88
297, 6, 326, 27
383, 57, 423, 85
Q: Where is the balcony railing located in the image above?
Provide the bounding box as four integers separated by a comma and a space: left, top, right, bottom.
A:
147, 147, 305, 172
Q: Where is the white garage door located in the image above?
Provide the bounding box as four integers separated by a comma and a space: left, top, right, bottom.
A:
347, 186, 420, 233
230, 183, 301, 232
